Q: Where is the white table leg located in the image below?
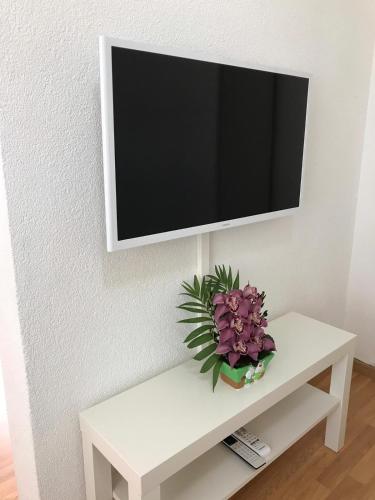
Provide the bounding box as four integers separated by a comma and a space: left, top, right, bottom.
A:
82, 433, 112, 500
128, 483, 161, 500
325, 351, 354, 452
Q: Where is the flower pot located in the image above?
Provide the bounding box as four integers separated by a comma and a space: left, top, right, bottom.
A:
220, 353, 275, 389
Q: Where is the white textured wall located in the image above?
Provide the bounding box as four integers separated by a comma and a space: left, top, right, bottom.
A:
0, 150, 40, 499
345, 47, 375, 365
0, 1, 374, 499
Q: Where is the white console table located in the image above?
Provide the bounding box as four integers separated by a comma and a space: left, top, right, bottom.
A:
79, 312, 356, 500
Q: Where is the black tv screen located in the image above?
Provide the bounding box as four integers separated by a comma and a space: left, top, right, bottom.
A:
101, 39, 309, 250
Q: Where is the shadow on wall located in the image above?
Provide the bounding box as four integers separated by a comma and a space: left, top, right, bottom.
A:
101, 235, 197, 288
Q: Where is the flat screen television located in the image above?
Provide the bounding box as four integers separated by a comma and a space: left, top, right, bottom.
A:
100, 37, 309, 251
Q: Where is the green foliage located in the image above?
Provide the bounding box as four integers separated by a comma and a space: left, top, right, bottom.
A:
183, 324, 212, 343
178, 316, 213, 324
212, 358, 224, 390
177, 265, 240, 391
200, 354, 220, 373
193, 343, 217, 360
187, 333, 214, 348
206, 265, 240, 294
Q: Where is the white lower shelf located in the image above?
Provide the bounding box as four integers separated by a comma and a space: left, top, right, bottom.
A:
113, 383, 338, 500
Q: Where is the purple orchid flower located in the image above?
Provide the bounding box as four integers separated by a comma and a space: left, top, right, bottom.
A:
251, 327, 276, 352
211, 281, 275, 370
216, 336, 261, 367
249, 310, 268, 328
216, 322, 275, 368
229, 316, 254, 338
262, 335, 276, 351
213, 290, 251, 322
214, 317, 235, 343
243, 284, 258, 299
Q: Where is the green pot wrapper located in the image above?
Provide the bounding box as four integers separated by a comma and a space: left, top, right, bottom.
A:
220, 352, 275, 388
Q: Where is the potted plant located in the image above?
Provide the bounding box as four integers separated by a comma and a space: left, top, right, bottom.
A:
178, 265, 276, 390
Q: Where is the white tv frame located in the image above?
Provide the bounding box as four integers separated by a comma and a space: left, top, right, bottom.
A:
99, 36, 310, 251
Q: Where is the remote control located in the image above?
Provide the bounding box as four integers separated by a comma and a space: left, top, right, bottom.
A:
222, 435, 266, 469
232, 427, 271, 457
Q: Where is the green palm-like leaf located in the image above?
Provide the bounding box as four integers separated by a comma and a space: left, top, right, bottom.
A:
233, 270, 240, 290
184, 324, 212, 343
200, 354, 220, 373
209, 265, 236, 293
193, 274, 200, 295
181, 281, 195, 294
212, 358, 224, 391
178, 317, 213, 324
178, 301, 205, 308
221, 266, 227, 285
228, 266, 233, 290
193, 343, 217, 361
187, 333, 213, 348
200, 277, 207, 303
178, 305, 209, 314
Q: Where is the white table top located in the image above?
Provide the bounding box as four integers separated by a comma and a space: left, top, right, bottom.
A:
80, 312, 356, 483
